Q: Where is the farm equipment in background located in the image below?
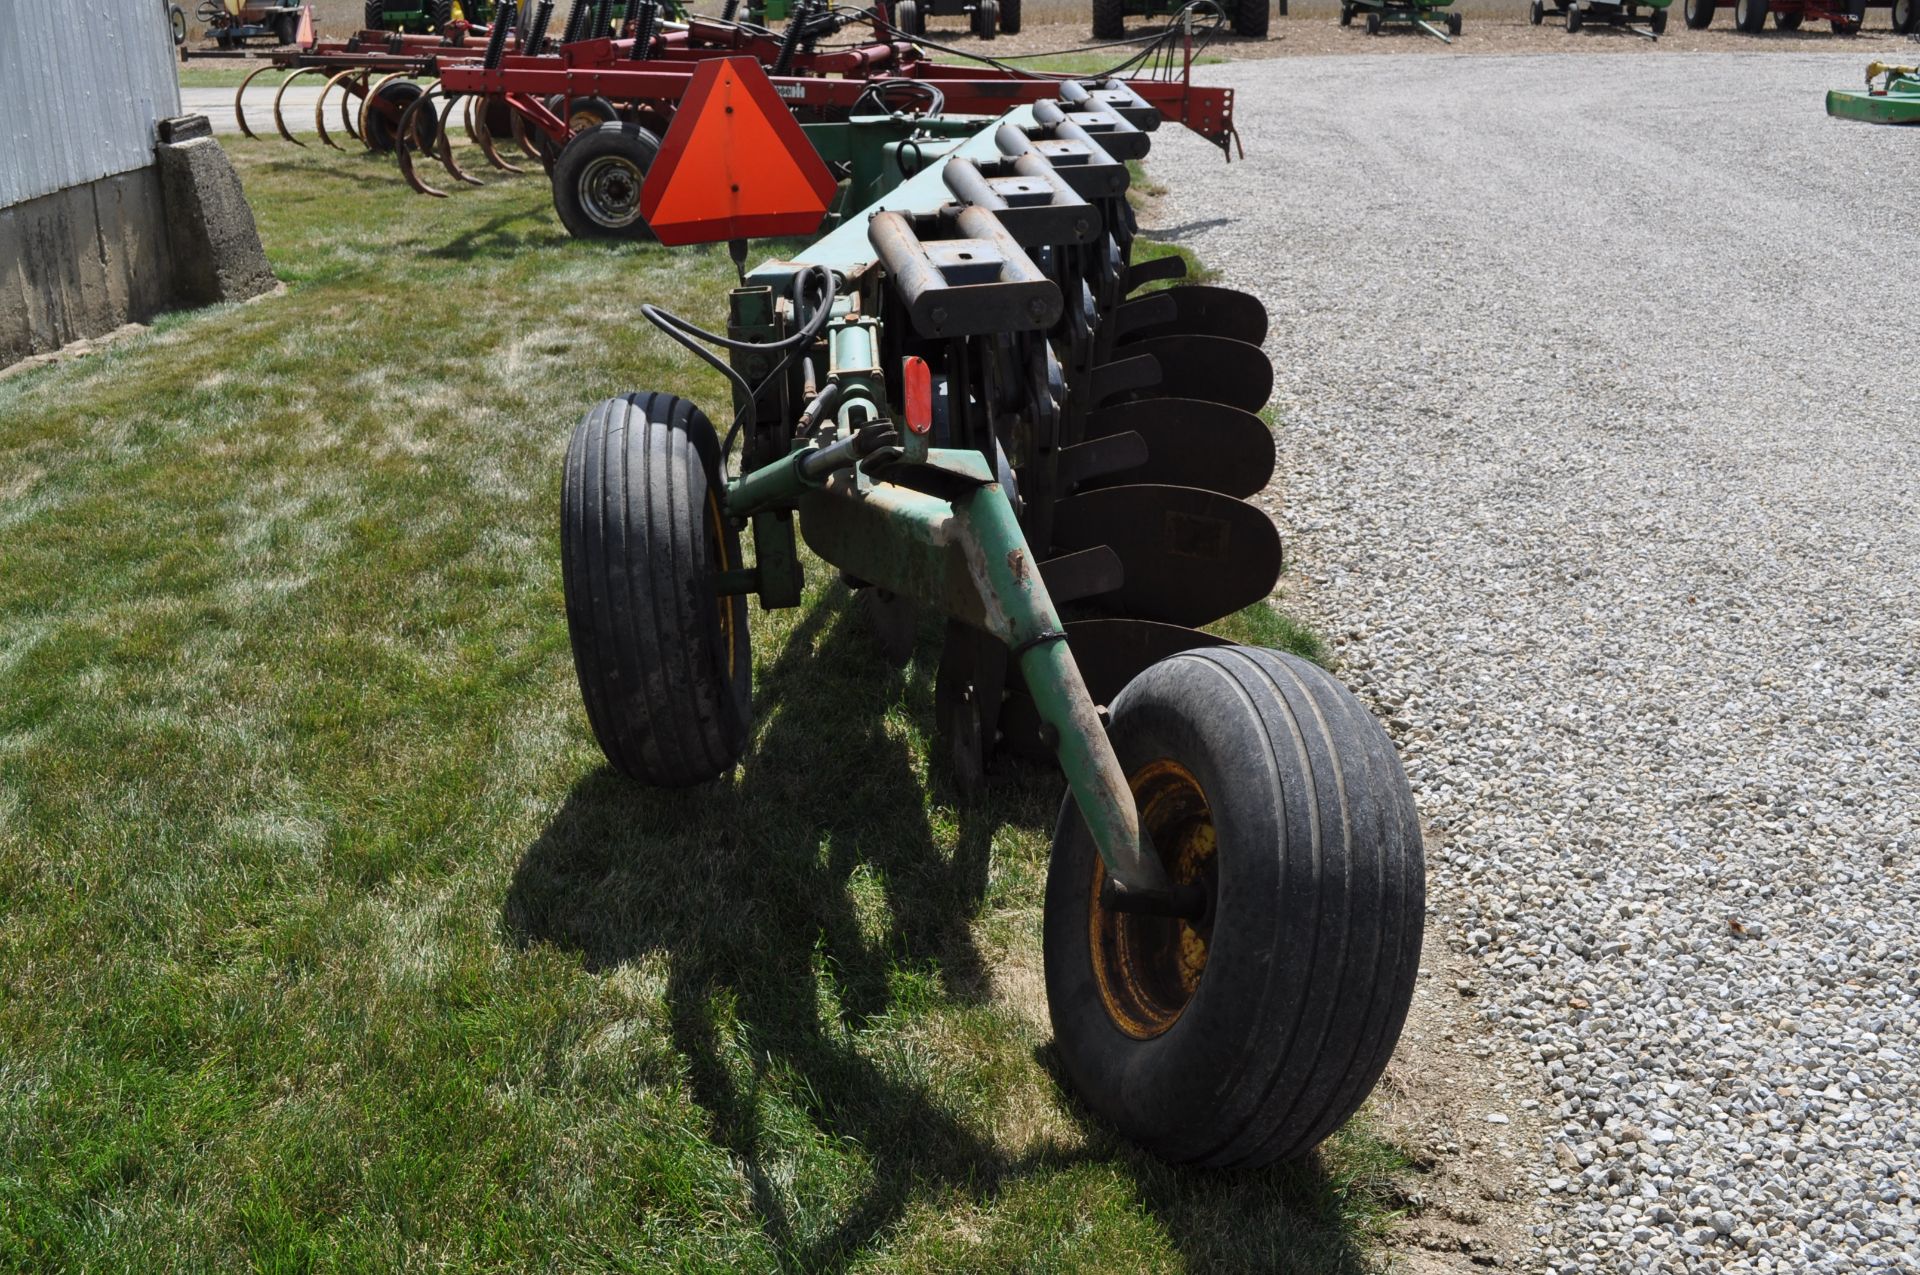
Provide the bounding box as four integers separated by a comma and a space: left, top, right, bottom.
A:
1093, 0, 1270, 40
552, 62, 1425, 1165
407, 0, 1239, 208
169, 2, 190, 45
363, 0, 492, 31
1827, 60, 1920, 121
1681, 0, 1897, 32
1531, 0, 1669, 35
1341, 0, 1460, 39
894, 0, 1018, 40
197, 0, 313, 47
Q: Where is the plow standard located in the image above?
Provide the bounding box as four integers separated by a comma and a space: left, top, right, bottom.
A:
550, 60, 1426, 1162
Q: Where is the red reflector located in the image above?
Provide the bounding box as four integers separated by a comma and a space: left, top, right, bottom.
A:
903, 357, 932, 435
639, 57, 837, 247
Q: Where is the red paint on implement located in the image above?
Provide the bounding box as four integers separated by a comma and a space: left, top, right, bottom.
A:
639, 57, 837, 247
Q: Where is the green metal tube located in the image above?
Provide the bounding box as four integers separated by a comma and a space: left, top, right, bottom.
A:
949, 470, 1170, 898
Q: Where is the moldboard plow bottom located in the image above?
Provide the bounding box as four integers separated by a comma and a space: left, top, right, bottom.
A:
553, 62, 1425, 1164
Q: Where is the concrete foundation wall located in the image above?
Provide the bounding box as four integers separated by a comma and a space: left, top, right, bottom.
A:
0, 125, 277, 372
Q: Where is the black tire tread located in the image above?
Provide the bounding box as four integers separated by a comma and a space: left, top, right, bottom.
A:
1092, 0, 1125, 40
562, 394, 749, 787
1044, 646, 1424, 1167
1232, 0, 1269, 35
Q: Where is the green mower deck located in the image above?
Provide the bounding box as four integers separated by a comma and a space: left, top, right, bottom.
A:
1828, 63, 1920, 124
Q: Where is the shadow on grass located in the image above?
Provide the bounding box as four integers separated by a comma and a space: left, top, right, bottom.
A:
505, 590, 1382, 1272
425, 207, 567, 261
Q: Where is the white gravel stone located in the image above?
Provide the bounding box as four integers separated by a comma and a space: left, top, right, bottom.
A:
1148, 49, 1920, 1271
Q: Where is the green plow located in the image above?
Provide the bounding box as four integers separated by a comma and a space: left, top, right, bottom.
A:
1828, 62, 1920, 125
554, 67, 1426, 1167
1341, 0, 1462, 41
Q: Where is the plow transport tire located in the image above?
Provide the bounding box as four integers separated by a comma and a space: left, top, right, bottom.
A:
1567, 1, 1582, 28
1232, 0, 1269, 36
1896, 0, 1917, 32
1365, 10, 1382, 31
1650, 5, 1668, 29
1092, 0, 1124, 39
1043, 646, 1424, 1167
1684, 0, 1714, 25
1447, 11, 1462, 31
1734, 0, 1766, 30
562, 394, 751, 787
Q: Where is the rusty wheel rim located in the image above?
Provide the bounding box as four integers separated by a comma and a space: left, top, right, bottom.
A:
1088, 759, 1218, 1040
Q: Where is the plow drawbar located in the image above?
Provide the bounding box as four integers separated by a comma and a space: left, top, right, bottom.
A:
556, 62, 1425, 1165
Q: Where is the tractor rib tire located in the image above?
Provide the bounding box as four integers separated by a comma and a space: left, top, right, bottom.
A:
1092, 0, 1125, 40
562, 394, 751, 787
1043, 646, 1425, 1167
1232, 0, 1269, 35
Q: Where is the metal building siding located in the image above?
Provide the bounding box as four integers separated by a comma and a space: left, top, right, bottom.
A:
0, 0, 183, 210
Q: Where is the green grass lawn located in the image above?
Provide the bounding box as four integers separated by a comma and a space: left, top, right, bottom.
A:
0, 136, 1407, 1272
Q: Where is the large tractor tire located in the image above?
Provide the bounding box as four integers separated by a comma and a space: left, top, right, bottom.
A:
562, 394, 752, 787
1895, 0, 1918, 31
1232, 0, 1270, 35
1044, 646, 1425, 1167
1683, 0, 1714, 26
429, 0, 457, 29
1001, 0, 1022, 31
1092, 0, 1125, 40
551, 122, 662, 239
365, 0, 383, 27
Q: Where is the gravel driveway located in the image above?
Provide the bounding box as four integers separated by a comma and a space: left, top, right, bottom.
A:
1147, 50, 1919, 1273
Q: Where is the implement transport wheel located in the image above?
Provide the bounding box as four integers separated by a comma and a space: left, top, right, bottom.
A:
562, 394, 751, 787
1365, 9, 1382, 31
1340, 2, 1355, 22
974, 0, 999, 37
1092, 0, 1124, 39
171, 4, 188, 43
1684, 0, 1714, 25
1043, 646, 1424, 1167
363, 79, 436, 153
1233, 0, 1270, 36
1649, 4, 1669, 29
896, 0, 923, 32
1528, 0, 1542, 21
1447, 10, 1462, 31
552, 122, 662, 239
1567, 1, 1583, 28
1896, 0, 1917, 32
1734, 0, 1766, 30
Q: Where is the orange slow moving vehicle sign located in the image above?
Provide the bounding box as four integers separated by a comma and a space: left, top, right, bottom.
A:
639, 57, 839, 247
